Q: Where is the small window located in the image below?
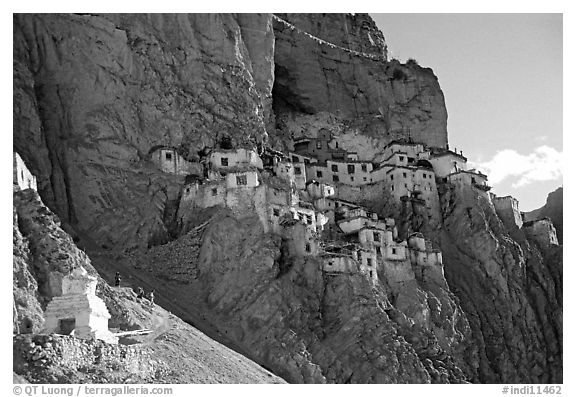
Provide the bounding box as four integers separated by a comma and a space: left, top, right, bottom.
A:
403, 172, 407, 178
399, 156, 404, 161
367, 258, 373, 266
331, 164, 338, 172
294, 167, 302, 175
305, 243, 311, 252
317, 170, 323, 178
273, 208, 280, 217
165, 152, 172, 161
186, 187, 191, 194
211, 188, 218, 196
390, 175, 394, 181
333, 175, 339, 182
369, 270, 373, 278
347, 164, 355, 174
236, 175, 247, 185
471, 177, 476, 184
392, 248, 397, 255
374, 232, 380, 241
408, 157, 415, 164
335, 142, 339, 148
351, 176, 354, 181
361, 164, 367, 172
292, 155, 299, 162
423, 174, 426, 179
221, 157, 229, 166
404, 183, 408, 188
363, 177, 367, 181
391, 186, 395, 191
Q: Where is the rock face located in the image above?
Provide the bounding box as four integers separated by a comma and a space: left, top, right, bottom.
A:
111, 208, 473, 383
438, 184, 562, 383
272, 14, 448, 153
524, 187, 563, 244
13, 13, 274, 249
13, 13, 561, 384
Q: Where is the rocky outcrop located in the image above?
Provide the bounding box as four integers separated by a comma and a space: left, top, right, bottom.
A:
437, 183, 562, 383
108, 207, 472, 383
13, 13, 274, 249
524, 187, 563, 243
272, 14, 448, 153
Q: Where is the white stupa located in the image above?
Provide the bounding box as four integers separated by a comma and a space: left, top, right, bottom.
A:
43, 266, 117, 344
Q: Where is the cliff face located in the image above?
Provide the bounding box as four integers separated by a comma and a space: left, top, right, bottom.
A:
438, 186, 562, 383
13, 13, 561, 384
14, 13, 274, 250
272, 14, 448, 154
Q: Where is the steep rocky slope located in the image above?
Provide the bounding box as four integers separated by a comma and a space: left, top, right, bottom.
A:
90, 208, 471, 383
437, 185, 562, 383
13, 189, 284, 384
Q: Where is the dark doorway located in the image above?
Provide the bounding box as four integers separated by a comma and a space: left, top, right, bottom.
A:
59, 318, 76, 335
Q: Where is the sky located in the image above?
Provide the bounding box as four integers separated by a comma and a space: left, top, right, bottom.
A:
371, 14, 563, 211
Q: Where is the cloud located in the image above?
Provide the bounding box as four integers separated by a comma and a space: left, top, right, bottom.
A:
471, 146, 563, 188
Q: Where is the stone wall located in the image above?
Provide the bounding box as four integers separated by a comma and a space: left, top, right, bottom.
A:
493, 196, 523, 230
13, 334, 166, 383
428, 152, 467, 177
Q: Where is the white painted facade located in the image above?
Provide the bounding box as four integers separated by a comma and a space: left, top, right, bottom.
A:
306, 160, 374, 186
13, 152, 37, 191
306, 181, 335, 199
447, 170, 490, 191
428, 151, 468, 178
357, 248, 378, 283
208, 148, 263, 171
43, 267, 117, 344
381, 142, 427, 164
225, 170, 260, 189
